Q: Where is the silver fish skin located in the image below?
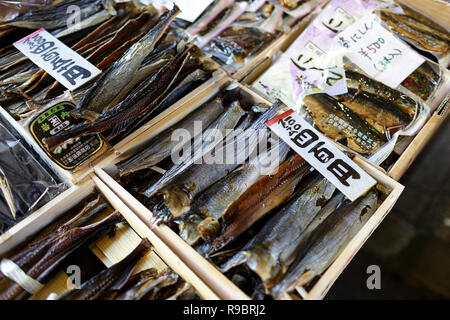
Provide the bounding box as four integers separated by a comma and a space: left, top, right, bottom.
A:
158, 100, 247, 193
176, 140, 290, 245
144, 101, 285, 218
0, 167, 16, 220
143, 100, 285, 199
221, 176, 336, 289
119, 97, 225, 176
270, 190, 378, 298
72, 7, 180, 121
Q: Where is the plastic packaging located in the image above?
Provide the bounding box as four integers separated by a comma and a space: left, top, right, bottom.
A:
253, 0, 438, 165
372, 0, 450, 67
0, 122, 66, 234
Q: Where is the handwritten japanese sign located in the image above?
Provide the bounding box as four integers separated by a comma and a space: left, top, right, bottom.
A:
14, 29, 101, 91
335, 14, 424, 88
267, 109, 376, 201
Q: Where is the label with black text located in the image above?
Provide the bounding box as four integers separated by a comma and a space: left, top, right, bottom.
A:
266, 109, 376, 201
14, 29, 101, 91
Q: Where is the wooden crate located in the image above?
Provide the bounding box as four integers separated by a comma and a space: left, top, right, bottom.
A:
0, 175, 218, 300
90, 80, 404, 299
239, 0, 450, 181
0, 66, 227, 186
93, 146, 404, 300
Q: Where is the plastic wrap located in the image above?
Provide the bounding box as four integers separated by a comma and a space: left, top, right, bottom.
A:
372, 0, 450, 67
0, 0, 54, 22
0, 122, 66, 234
253, 0, 438, 165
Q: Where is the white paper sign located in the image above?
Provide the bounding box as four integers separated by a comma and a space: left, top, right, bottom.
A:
335, 14, 424, 88
14, 29, 101, 91
266, 109, 377, 201
149, 0, 214, 22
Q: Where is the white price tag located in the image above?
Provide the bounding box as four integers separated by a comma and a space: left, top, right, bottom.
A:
14, 29, 101, 91
335, 14, 424, 88
266, 109, 377, 201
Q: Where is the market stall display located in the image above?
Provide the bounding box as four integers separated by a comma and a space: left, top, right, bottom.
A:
0, 0, 447, 301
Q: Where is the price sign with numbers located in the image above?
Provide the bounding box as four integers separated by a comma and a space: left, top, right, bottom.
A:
335, 14, 424, 88
266, 109, 376, 201
14, 29, 101, 91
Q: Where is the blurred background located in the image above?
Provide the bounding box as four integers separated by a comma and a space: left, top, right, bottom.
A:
327, 115, 449, 299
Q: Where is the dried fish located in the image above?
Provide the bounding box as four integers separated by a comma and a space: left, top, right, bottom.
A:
214, 154, 311, 250
59, 238, 151, 300
71, 6, 180, 121
44, 44, 195, 151
221, 175, 336, 290
271, 190, 378, 298
0, 211, 123, 300
118, 97, 225, 176
303, 93, 386, 154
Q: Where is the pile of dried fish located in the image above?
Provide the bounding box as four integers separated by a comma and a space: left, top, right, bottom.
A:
377, 3, 450, 62
117, 94, 382, 299
0, 194, 122, 299
0, 3, 217, 158
0, 193, 199, 300
58, 238, 199, 300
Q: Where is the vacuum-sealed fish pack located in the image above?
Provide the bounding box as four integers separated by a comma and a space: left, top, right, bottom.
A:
0, 123, 64, 234
372, 0, 450, 67
252, 0, 448, 167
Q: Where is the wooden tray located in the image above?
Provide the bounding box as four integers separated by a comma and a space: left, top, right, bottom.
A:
0, 175, 218, 300
93, 148, 404, 300
90, 80, 405, 299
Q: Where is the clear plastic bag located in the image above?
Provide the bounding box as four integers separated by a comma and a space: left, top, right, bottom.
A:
372, 0, 450, 67
0, 0, 53, 22
0, 122, 66, 234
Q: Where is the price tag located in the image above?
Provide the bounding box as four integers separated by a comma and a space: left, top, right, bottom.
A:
266, 109, 376, 201
14, 29, 101, 91
335, 14, 424, 88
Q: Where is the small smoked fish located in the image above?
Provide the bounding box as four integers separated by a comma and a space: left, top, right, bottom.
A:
0, 211, 122, 300
379, 9, 449, 55
345, 69, 419, 119
144, 101, 285, 218
44, 44, 194, 151
114, 268, 159, 300
59, 239, 151, 300
214, 154, 311, 250
221, 176, 336, 290
303, 93, 386, 154
71, 6, 180, 121
271, 190, 378, 298
176, 140, 290, 245
118, 97, 225, 176
187, 0, 234, 36
158, 100, 247, 191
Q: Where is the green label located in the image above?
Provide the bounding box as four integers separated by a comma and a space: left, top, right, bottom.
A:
29, 101, 105, 170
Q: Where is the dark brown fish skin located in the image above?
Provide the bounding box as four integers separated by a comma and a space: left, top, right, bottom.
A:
113, 268, 159, 300
44, 45, 195, 151
59, 238, 151, 300
379, 9, 449, 55
0, 212, 123, 300
303, 93, 386, 155
71, 6, 180, 121
214, 155, 311, 249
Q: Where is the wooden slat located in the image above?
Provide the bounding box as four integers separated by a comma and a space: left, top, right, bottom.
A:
92, 175, 220, 300
93, 167, 249, 300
